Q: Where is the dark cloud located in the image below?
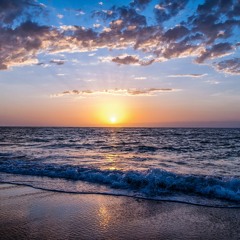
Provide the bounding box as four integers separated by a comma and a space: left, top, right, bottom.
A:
0, 63, 7, 70
161, 41, 197, 59
197, 0, 234, 14
154, 0, 189, 23
0, 0, 44, 25
112, 55, 139, 65
214, 58, 240, 75
130, 0, 152, 10
93, 5, 147, 31
196, 43, 234, 63
187, 0, 240, 47
111, 55, 154, 66
228, 2, 240, 17
0, 21, 60, 69
73, 26, 97, 41
190, 14, 239, 44
118, 7, 147, 27
164, 26, 190, 41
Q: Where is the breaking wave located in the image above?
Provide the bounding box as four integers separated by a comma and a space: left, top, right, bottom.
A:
0, 161, 239, 204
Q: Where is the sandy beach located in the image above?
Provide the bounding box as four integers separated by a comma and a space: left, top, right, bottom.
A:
0, 183, 239, 240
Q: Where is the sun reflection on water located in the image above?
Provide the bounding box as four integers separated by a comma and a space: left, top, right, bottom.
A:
97, 205, 111, 230
101, 153, 121, 171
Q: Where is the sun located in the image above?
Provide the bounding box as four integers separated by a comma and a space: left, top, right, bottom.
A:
109, 116, 117, 124
96, 100, 131, 126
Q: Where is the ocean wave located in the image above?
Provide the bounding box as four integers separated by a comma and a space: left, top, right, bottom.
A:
137, 145, 158, 152
0, 161, 239, 203
30, 138, 50, 143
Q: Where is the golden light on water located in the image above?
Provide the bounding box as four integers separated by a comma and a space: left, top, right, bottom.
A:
98, 205, 111, 230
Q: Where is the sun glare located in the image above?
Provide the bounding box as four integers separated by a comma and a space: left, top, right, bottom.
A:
109, 116, 117, 124
95, 99, 131, 126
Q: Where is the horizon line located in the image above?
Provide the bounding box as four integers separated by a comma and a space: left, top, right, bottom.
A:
1, 124, 240, 128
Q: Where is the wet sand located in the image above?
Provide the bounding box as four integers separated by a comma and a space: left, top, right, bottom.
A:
0, 183, 239, 240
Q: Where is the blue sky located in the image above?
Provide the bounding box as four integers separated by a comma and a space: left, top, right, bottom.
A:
0, 0, 240, 127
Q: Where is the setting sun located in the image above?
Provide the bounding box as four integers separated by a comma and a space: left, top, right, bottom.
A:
109, 116, 117, 124
95, 99, 132, 126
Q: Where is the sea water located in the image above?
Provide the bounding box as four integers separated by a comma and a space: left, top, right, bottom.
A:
0, 127, 239, 207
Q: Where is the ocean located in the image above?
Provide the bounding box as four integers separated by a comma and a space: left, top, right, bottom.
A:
0, 127, 239, 207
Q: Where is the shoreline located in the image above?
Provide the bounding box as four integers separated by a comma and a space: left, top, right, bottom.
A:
1, 180, 239, 209
1, 183, 240, 240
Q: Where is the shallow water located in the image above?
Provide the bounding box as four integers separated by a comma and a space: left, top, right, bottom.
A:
0, 127, 239, 207
1, 183, 240, 240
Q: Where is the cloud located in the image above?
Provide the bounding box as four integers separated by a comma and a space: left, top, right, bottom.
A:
164, 26, 190, 42
155, 4, 165, 10
100, 54, 155, 66
130, 0, 152, 10
111, 55, 154, 66
0, 21, 58, 70
214, 58, 240, 75
127, 88, 177, 95
57, 14, 64, 19
195, 43, 234, 63
101, 7, 147, 30
154, 0, 189, 23
64, 8, 85, 16
0, 0, 44, 25
92, 9, 115, 21
205, 80, 220, 85
75, 9, 85, 16
93, 23, 101, 28
168, 74, 207, 78
51, 88, 178, 98
190, 0, 240, 45
197, 0, 235, 14
134, 76, 147, 80
0, 0, 239, 75
50, 59, 65, 65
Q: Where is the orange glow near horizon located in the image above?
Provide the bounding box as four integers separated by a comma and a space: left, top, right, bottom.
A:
3, 93, 239, 127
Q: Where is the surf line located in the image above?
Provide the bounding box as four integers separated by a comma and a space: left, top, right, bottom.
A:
1, 180, 240, 209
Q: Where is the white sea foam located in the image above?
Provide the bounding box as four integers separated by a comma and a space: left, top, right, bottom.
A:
0, 162, 239, 204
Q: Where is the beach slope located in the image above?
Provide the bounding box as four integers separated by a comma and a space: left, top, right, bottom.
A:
0, 183, 239, 240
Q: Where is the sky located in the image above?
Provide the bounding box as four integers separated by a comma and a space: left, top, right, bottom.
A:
0, 0, 240, 127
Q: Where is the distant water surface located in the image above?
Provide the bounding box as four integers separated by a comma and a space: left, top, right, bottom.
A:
0, 127, 239, 207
